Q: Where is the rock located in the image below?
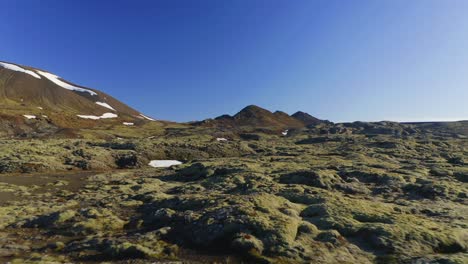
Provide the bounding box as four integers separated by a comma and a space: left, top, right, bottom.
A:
0, 244, 30, 257
300, 204, 328, 217
174, 163, 214, 181
454, 171, 468, 183
403, 183, 450, 199
447, 156, 465, 165
0, 248, 16, 257
297, 222, 319, 237
72, 208, 126, 235
430, 167, 454, 177
49, 241, 66, 251
23, 209, 76, 228
145, 208, 176, 225
296, 136, 340, 144
239, 133, 261, 141
104, 242, 157, 259
231, 233, 264, 255
316, 230, 346, 246
64, 157, 91, 170
93, 142, 137, 150
115, 153, 139, 168
280, 170, 341, 189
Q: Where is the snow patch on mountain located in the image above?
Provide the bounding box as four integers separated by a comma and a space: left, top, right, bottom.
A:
0, 62, 41, 79
77, 112, 118, 120
36, 70, 97, 96
139, 113, 156, 121
96, 102, 116, 111
101, 113, 118, 118
123, 122, 134, 126
77, 115, 100, 120
23, 115, 36, 119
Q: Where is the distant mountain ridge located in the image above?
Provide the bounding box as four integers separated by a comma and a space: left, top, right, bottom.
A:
2, 60, 466, 139
194, 104, 326, 131
291, 111, 323, 126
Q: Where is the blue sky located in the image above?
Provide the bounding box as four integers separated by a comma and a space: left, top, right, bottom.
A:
1, 0, 467, 122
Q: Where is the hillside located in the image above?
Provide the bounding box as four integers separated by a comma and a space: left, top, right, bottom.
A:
292, 111, 324, 126
0, 61, 157, 137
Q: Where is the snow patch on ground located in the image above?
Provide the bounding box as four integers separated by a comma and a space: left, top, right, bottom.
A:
0, 62, 41, 79
36, 70, 97, 96
77, 113, 118, 120
96, 102, 116, 111
23, 115, 36, 119
282, 130, 289, 136
123, 122, 134, 126
139, 113, 156, 121
37, 107, 43, 110
148, 160, 182, 168
216, 138, 228, 142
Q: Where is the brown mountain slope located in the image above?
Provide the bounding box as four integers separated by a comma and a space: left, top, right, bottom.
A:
0, 61, 145, 117
0, 60, 157, 137
292, 111, 323, 126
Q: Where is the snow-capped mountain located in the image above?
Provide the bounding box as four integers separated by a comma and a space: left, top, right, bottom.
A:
0, 60, 156, 136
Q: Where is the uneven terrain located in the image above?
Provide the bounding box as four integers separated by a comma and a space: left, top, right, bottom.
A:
0, 121, 467, 263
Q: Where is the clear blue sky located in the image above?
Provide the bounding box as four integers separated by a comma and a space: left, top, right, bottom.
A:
2, 0, 467, 122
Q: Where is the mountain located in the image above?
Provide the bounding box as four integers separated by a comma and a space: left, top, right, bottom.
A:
292, 111, 323, 126
216, 105, 304, 129
0, 61, 156, 137
194, 105, 325, 131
